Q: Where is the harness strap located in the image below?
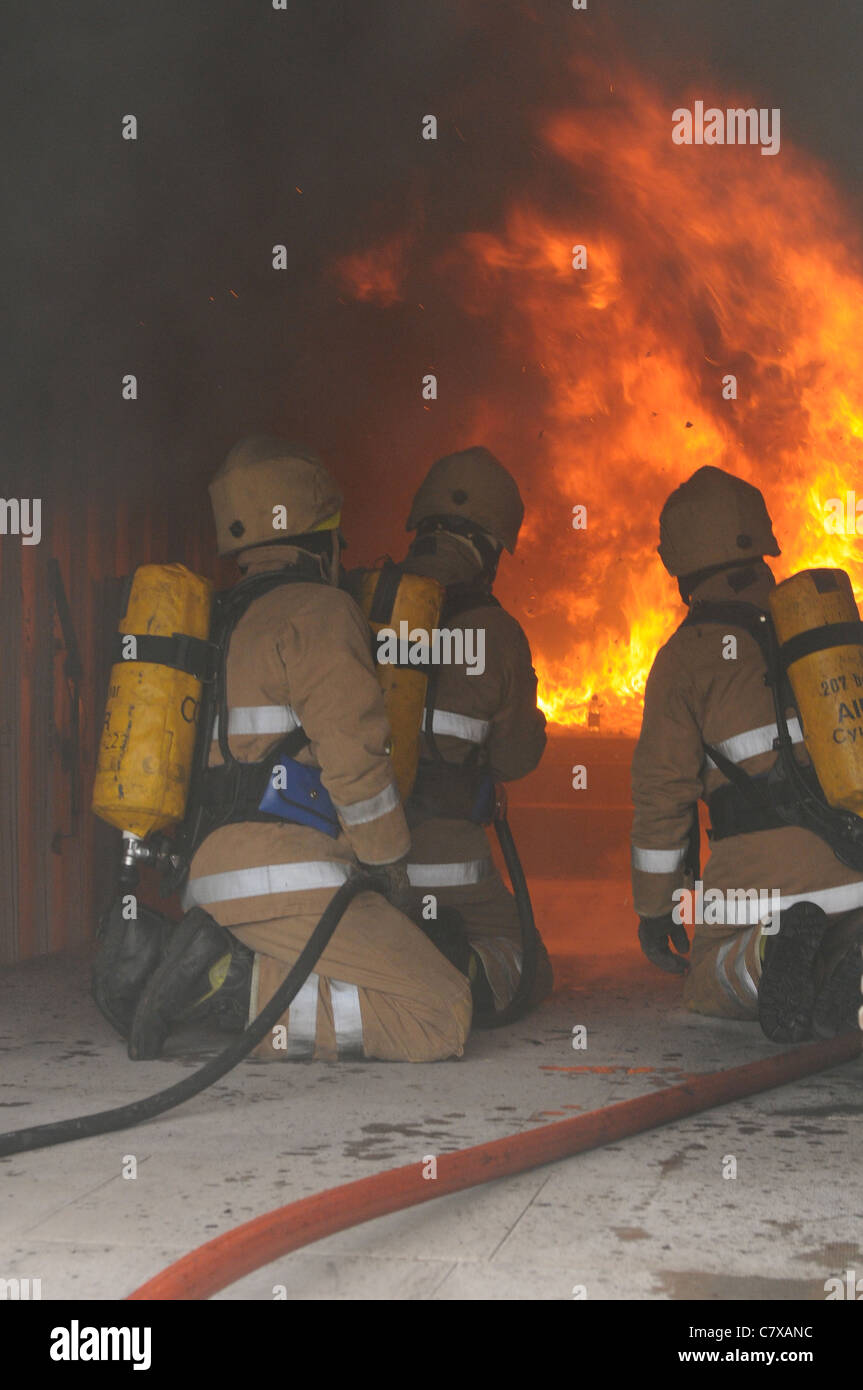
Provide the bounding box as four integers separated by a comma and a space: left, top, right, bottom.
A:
111, 632, 218, 681
780, 620, 863, 667
681, 599, 863, 869
166, 563, 324, 886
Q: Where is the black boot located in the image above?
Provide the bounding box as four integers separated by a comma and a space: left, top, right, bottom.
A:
209, 943, 255, 1033
758, 901, 830, 1043
92, 899, 172, 1039
127, 908, 250, 1060
422, 907, 496, 1017
813, 941, 863, 1039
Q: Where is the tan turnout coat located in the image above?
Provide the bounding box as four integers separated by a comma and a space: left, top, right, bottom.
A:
631, 563, 863, 1017
187, 545, 471, 1061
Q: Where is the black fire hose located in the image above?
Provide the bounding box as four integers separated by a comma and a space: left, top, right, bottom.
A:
0, 874, 377, 1158
0, 809, 540, 1153
473, 790, 540, 1030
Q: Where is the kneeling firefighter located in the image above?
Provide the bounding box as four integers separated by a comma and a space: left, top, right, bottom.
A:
352, 446, 554, 1021
632, 464, 863, 1042
93, 437, 472, 1062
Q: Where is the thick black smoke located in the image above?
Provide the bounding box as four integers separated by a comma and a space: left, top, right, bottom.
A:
4, 0, 863, 561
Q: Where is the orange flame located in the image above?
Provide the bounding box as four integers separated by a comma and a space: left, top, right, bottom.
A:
334, 229, 413, 307
338, 64, 863, 734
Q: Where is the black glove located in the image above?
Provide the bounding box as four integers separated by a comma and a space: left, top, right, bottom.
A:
638, 913, 690, 975
361, 858, 413, 916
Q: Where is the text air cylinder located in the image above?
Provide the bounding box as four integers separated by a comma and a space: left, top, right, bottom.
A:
769, 567, 863, 815
357, 568, 444, 799
92, 564, 214, 838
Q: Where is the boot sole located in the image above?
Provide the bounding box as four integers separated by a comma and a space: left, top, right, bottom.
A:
813, 943, 863, 1039
758, 905, 830, 1044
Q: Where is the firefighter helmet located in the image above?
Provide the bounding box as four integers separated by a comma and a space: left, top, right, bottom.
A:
209, 436, 343, 557
658, 465, 780, 578
407, 446, 524, 553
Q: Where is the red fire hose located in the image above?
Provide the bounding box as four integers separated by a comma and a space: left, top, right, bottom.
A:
128, 1030, 860, 1300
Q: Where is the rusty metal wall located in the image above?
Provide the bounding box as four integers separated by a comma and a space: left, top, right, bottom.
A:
0, 477, 218, 964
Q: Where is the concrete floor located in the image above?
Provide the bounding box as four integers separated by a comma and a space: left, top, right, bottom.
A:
1, 878, 861, 1301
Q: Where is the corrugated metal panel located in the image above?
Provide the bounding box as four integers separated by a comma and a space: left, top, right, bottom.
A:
0, 480, 220, 964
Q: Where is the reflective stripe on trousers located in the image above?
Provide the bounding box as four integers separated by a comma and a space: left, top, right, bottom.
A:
714, 926, 761, 1009
778, 881, 863, 916
183, 860, 354, 911
248, 961, 364, 1059
472, 938, 523, 1011
406, 858, 494, 888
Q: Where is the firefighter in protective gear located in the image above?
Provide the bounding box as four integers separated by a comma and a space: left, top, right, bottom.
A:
632, 465, 863, 1041
131, 436, 471, 1062
379, 446, 553, 1017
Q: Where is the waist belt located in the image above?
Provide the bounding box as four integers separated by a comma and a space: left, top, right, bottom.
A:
707, 782, 786, 840
707, 766, 823, 842
197, 726, 326, 835
199, 760, 284, 828
200, 760, 339, 837
405, 760, 494, 827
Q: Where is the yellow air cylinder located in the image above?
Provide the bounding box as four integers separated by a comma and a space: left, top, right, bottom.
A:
92, 564, 214, 838
357, 568, 444, 799
769, 568, 863, 815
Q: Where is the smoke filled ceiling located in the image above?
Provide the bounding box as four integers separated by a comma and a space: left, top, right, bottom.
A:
6, 0, 863, 725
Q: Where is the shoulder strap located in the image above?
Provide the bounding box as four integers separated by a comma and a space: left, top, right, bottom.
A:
179, 566, 317, 861
423, 581, 499, 763
683, 599, 772, 665
211, 563, 322, 770
682, 600, 787, 794
683, 597, 794, 733
680, 598, 863, 869
442, 581, 501, 623
701, 738, 774, 811
365, 559, 403, 625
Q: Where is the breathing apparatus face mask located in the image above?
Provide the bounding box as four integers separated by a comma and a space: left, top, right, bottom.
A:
326, 531, 345, 586
413, 516, 502, 587
237, 531, 343, 585
678, 557, 774, 605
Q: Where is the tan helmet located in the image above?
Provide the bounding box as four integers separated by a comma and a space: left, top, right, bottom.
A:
658, 465, 780, 577
407, 446, 525, 553
209, 436, 343, 557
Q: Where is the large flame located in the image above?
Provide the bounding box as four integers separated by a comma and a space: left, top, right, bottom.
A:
335, 63, 863, 734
